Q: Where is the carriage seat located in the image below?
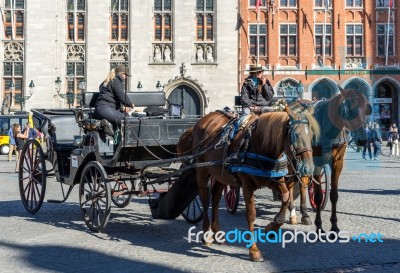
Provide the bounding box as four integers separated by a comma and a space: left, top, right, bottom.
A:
79, 91, 167, 134
48, 115, 82, 145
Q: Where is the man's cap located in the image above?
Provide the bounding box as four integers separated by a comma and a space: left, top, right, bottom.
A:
115, 64, 131, 77
246, 64, 268, 73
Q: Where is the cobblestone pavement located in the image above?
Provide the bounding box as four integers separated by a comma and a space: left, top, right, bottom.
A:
0, 147, 399, 273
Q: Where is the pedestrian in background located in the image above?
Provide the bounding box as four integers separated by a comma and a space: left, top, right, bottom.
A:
391, 127, 399, 156
7, 123, 17, 161
13, 123, 29, 172
371, 123, 382, 160
387, 127, 394, 156
362, 124, 372, 160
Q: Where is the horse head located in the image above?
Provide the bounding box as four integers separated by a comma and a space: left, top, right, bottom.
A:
338, 87, 371, 146
285, 103, 320, 177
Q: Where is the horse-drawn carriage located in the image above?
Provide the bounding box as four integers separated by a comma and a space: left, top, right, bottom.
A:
18, 91, 202, 231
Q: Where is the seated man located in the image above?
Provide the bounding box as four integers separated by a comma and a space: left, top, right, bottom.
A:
240, 64, 274, 114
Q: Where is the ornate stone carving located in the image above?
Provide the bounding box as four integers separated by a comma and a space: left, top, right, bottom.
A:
110, 44, 129, 61
66, 44, 85, 61
3, 42, 24, 61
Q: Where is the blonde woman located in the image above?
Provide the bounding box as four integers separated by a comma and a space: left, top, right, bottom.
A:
93, 65, 134, 126
13, 123, 29, 172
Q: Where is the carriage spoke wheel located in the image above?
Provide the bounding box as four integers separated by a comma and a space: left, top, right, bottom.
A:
110, 179, 133, 208
308, 165, 330, 212
79, 161, 111, 232
19, 139, 47, 214
181, 176, 214, 224
224, 185, 240, 214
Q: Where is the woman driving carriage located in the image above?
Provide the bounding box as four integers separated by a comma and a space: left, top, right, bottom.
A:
93, 64, 134, 126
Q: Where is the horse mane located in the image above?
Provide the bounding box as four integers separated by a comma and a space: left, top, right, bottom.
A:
177, 127, 193, 155
256, 112, 290, 157
302, 107, 321, 142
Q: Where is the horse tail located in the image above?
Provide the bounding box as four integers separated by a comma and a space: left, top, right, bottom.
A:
177, 127, 193, 156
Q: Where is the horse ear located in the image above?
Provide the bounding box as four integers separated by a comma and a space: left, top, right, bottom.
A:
338, 86, 349, 97
365, 103, 372, 116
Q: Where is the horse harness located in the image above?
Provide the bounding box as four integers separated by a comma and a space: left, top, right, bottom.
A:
194, 110, 312, 186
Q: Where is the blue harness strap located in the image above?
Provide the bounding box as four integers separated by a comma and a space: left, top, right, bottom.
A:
228, 153, 288, 178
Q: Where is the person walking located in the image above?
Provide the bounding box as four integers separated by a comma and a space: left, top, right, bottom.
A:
391, 127, 399, 156
387, 127, 394, 156
362, 125, 372, 160
13, 123, 29, 172
371, 123, 382, 160
7, 123, 17, 161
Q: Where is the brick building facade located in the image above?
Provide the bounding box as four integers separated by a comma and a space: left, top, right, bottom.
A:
238, 0, 399, 132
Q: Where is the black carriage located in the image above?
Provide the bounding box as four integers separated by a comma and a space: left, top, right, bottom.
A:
18, 91, 202, 231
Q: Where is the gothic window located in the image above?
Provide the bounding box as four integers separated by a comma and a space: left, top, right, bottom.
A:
2, 0, 25, 39
66, 44, 85, 106
152, 0, 174, 63
376, 0, 394, 8
314, 0, 331, 9
67, 0, 86, 42
110, 0, 129, 41
346, 0, 362, 7
249, 0, 266, 8
280, 0, 296, 7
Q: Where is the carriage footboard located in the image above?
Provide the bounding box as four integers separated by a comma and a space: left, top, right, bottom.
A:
148, 169, 198, 219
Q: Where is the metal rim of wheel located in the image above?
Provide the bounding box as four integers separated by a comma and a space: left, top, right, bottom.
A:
79, 161, 111, 232
224, 185, 240, 214
181, 175, 214, 224
19, 139, 47, 214
110, 179, 133, 208
308, 165, 330, 211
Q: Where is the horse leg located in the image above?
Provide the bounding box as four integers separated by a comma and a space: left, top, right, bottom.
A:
330, 149, 345, 236
241, 181, 263, 262
299, 177, 312, 225
197, 170, 212, 245
266, 181, 288, 232
313, 173, 326, 235
210, 181, 225, 239
288, 183, 298, 225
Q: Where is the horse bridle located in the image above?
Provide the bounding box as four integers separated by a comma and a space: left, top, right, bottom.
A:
288, 114, 313, 156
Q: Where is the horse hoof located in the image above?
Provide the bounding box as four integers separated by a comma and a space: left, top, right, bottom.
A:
265, 222, 281, 232
301, 217, 313, 225
249, 251, 264, 262
289, 216, 298, 225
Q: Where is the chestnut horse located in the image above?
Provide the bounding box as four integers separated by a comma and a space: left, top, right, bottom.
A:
177, 106, 319, 261
288, 87, 371, 236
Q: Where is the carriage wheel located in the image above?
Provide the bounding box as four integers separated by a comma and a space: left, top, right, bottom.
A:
181, 176, 214, 224
79, 161, 111, 232
110, 180, 133, 208
224, 185, 240, 214
182, 194, 203, 224
308, 165, 330, 211
19, 139, 47, 214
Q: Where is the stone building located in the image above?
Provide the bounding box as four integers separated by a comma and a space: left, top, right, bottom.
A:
1, 0, 238, 115
239, 0, 400, 131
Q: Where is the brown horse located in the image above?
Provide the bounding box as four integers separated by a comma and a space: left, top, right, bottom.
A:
287, 87, 371, 236
177, 106, 319, 261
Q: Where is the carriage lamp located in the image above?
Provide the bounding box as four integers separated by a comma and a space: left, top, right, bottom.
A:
137, 81, 143, 91
55, 77, 62, 94
156, 80, 162, 91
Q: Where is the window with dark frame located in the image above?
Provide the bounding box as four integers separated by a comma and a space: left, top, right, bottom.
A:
346, 0, 362, 7
66, 0, 86, 42
196, 0, 214, 41
110, 0, 129, 41
249, 24, 267, 56
315, 24, 332, 56
153, 0, 173, 42
280, 24, 297, 56
346, 24, 363, 56
377, 24, 394, 56
280, 0, 296, 7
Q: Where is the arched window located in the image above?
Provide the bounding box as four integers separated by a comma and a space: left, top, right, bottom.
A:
312, 80, 336, 100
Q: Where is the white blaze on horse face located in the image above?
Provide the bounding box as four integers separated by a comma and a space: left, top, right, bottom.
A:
290, 208, 296, 217
305, 126, 309, 135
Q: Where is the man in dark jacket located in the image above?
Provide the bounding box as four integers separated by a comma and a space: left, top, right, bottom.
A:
240, 64, 274, 114
371, 123, 382, 160
94, 64, 134, 126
